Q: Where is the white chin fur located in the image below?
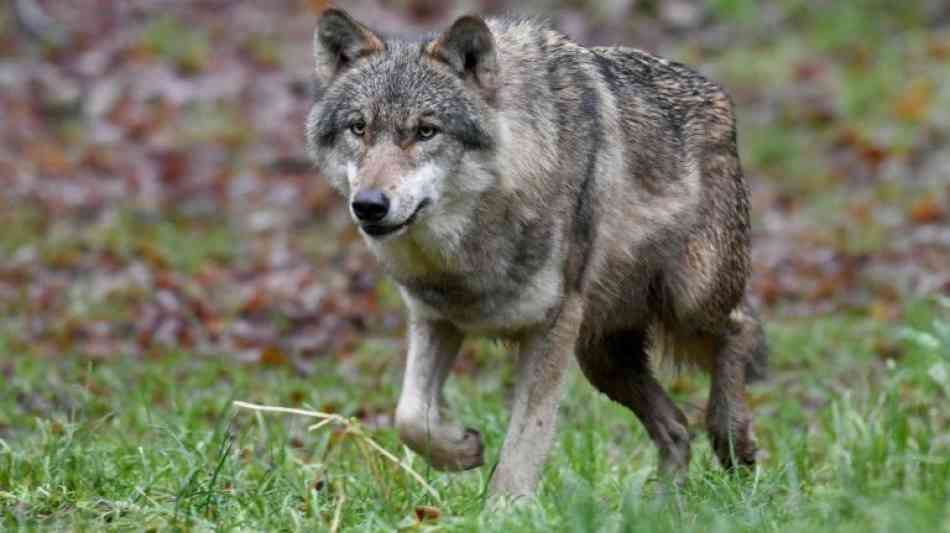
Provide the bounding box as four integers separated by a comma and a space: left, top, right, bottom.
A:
361, 224, 410, 242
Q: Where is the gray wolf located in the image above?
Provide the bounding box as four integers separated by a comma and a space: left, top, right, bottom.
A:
305, 8, 768, 498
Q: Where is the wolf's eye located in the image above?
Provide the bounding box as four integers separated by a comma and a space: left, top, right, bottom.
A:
349, 122, 366, 137
417, 126, 438, 141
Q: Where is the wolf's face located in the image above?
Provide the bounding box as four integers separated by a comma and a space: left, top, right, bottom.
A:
306, 10, 500, 241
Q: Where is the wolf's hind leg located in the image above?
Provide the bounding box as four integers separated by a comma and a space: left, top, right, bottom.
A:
577, 330, 691, 478
395, 319, 483, 471
705, 308, 761, 469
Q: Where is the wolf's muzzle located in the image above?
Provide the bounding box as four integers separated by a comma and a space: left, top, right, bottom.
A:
352, 189, 390, 223
360, 198, 431, 238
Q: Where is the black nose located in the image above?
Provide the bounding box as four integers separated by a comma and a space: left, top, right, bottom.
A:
351, 189, 390, 222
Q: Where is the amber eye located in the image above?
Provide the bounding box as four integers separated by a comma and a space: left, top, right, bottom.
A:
350, 122, 366, 137
417, 126, 438, 141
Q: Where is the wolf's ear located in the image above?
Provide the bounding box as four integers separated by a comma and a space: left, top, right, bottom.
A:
313, 8, 384, 83
427, 15, 498, 94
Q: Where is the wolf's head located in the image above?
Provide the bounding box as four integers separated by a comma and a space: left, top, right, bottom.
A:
305, 9, 500, 241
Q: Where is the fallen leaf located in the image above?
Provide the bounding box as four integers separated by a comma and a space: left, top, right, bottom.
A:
414, 505, 440, 523
26, 143, 71, 175
927, 35, 950, 60
306, 0, 330, 15
259, 346, 288, 367
908, 195, 945, 224
894, 79, 933, 122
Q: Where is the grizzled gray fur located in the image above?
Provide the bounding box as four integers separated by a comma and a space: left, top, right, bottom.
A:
306, 8, 768, 499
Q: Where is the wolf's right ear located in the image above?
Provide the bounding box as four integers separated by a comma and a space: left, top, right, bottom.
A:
313, 8, 384, 84
427, 15, 498, 94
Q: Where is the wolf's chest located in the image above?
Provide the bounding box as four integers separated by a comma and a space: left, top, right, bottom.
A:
373, 210, 564, 334
399, 262, 564, 336
400, 274, 485, 311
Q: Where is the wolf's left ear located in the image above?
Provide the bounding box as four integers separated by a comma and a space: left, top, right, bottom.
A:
427, 16, 498, 94
314, 8, 384, 84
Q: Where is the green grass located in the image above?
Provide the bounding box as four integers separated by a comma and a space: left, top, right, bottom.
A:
3, 1, 948, 530
700, 0, 950, 197
139, 15, 212, 75
2, 299, 947, 531
0, 205, 236, 275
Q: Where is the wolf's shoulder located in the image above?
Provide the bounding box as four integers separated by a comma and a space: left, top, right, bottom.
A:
590, 45, 730, 107
486, 15, 555, 36
485, 15, 565, 54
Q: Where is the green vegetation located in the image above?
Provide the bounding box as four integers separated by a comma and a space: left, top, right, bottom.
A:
2, 0, 948, 530
1, 300, 947, 530
139, 15, 212, 75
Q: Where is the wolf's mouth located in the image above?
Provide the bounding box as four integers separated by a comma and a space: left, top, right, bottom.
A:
361, 198, 431, 238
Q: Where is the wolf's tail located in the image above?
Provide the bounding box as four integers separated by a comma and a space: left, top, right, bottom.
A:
742, 303, 769, 383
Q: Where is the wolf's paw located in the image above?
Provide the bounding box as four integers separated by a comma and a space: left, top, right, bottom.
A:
483, 492, 534, 516
458, 428, 485, 470
428, 427, 484, 471
656, 424, 691, 485
709, 430, 757, 471
657, 461, 689, 489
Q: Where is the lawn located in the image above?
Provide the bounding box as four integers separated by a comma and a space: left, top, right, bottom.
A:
1, 300, 948, 530
1, 0, 948, 531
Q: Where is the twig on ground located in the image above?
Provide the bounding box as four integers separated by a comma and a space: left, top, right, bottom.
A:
232, 400, 441, 502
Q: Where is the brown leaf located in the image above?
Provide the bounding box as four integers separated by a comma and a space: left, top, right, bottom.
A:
26, 143, 71, 175
873, 337, 901, 361
305, 0, 331, 15
239, 288, 271, 314
928, 35, 950, 60
754, 274, 782, 306
894, 79, 933, 123
288, 389, 306, 405
406, 0, 448, 22
80, 146, 116, 174
848, 199, 872, 224
138, 243, 169, 270
793, 59, 826, 82
908, 195, 946, 224
811, 275, 843, 301
858, 143, 888, 169
307, 180, 337, 214
414, 505, 441, 523
259, 346, 288, 367
154, 149, 189, 185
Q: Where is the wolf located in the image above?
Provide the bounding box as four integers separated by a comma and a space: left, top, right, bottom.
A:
305, 8, 768, 498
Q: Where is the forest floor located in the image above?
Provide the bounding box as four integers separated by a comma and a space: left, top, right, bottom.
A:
1, 1, 948, 530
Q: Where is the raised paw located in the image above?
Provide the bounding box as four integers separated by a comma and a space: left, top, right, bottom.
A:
398, 418, 484, 471
432, 427, 483, 471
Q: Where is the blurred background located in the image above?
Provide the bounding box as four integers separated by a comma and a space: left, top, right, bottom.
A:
0, 0, 950, 371
1, 0, 946, 367
1, 0, 949, 529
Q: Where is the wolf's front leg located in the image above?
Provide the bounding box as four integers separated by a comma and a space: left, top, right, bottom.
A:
488, 297, 583, 498
395, 318, 484, 471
